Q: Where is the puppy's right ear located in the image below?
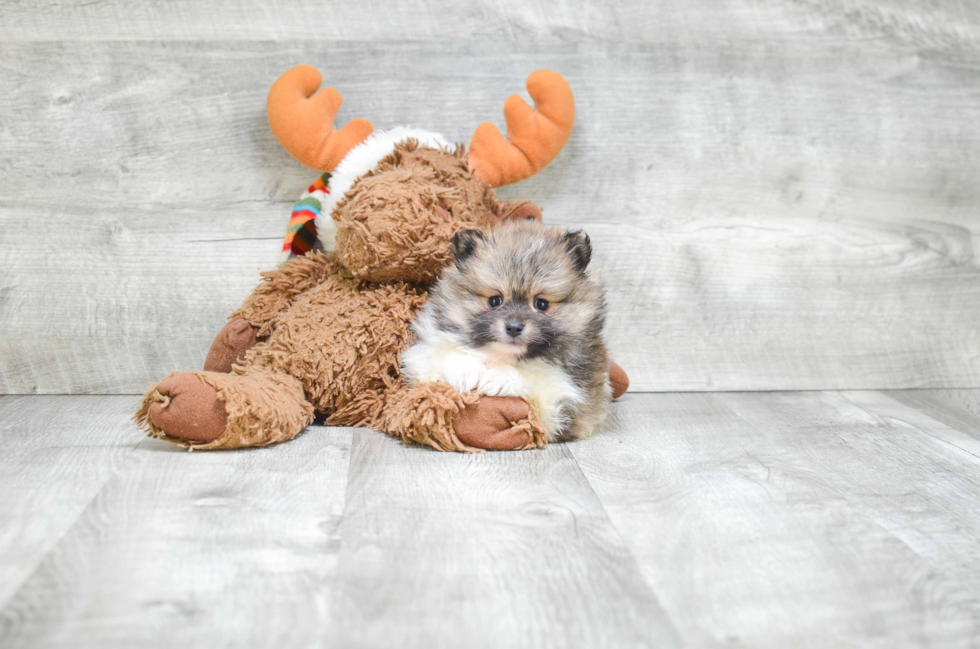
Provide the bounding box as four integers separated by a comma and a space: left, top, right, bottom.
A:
561, 230, 592, 273
451, 229, 485, 267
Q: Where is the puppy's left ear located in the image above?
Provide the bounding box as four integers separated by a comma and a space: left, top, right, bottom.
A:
562, 230, 592, 273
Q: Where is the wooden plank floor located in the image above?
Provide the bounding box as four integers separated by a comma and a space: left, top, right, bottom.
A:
1, 391, 978, 648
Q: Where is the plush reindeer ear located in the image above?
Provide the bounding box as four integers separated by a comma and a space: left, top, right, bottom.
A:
561, 230, 592, 273
501, 200, 542, 223
451, 229, 486, 267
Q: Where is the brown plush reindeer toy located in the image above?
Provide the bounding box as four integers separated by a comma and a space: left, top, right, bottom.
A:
136, 65, 628, 452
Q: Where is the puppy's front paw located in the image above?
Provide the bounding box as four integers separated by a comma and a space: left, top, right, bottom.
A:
477, 368, 524, 397
442, 353, 487, 394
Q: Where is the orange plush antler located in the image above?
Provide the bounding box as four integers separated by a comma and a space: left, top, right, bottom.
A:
267, 65, 374, 171
467, 70, 575, 188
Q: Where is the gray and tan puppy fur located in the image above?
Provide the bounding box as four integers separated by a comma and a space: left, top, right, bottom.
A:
401, 219, 611, 441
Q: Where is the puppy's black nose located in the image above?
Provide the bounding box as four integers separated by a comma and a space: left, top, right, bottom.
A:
505, 320, 525, 338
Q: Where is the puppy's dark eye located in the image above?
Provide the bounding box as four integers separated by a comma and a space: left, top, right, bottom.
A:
488, 295, 503, 309
534, 298, 550, 312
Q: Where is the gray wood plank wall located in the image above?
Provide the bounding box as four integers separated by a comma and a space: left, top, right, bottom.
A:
1, 1, 978, 394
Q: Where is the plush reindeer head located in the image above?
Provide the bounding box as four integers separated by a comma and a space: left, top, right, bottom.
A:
266, 65, 575, 284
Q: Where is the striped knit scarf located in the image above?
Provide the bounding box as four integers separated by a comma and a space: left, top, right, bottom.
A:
281, 172, 330, 263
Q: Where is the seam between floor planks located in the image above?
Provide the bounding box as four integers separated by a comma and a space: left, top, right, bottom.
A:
841, 391, 980, 464
0, 442, 144, 611
0, 422, 355, 648
327, 427, 681, 648
567, 390, 980, 647
0, 396, 146, 609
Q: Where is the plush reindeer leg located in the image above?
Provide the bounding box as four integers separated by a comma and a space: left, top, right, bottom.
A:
201, 251, 340, 373
134, 369, 314, 450
231, 251, 339, 338
383, 381, 547, 452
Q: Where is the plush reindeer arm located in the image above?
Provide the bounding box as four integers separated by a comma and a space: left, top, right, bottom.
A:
383, 381, 547, 452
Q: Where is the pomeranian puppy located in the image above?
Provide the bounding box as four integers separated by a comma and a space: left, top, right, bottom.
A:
401, 219, 611, 441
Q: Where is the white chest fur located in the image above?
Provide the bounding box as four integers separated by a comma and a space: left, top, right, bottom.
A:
401, 333, 585, 441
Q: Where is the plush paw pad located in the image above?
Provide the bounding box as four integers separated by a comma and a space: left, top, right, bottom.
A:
453, 396, 532, 450
148, 373, 228, 443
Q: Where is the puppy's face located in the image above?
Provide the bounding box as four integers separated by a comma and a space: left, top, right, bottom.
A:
431, 220, 602, 361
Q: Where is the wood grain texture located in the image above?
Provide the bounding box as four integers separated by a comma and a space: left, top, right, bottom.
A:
0, 396, 140, 608
5, 392, 980, 646
884, 388, 980, 444
570, 391, 980, 647
331, 429, 680, 649
0, 422, 352, 648
2, 27, 980, 393
0, 203, 282, 394
841, 389, 980, 460
2, 0, 980, 47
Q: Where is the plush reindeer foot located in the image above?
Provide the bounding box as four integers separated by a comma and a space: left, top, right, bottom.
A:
453, 396, 536, 450
136, 369, 313, 450
144, 373, 228, 443
204, 317, 258, 373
